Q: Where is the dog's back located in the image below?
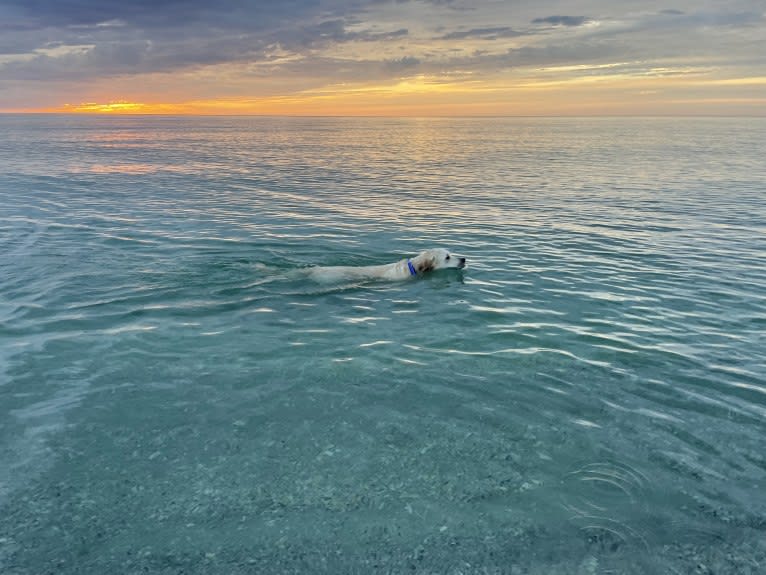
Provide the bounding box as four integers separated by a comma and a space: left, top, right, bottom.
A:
306, 261, 407, 283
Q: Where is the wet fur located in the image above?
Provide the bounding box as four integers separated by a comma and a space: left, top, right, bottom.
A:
305, 248, 464, 283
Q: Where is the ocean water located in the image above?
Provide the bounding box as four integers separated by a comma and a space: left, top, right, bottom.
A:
1, 115, 765, 574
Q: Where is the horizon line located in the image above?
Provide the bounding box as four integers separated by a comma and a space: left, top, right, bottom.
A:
2, 111, 765, 119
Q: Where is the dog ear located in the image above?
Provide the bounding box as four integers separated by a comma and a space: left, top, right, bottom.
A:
416, 255, 435, 273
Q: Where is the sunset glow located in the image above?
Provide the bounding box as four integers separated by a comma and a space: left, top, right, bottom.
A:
51, 101, 167, 114
2, 0, 764, 116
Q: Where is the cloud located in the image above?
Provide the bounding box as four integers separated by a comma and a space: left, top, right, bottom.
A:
0, 0, 764, 113
440, 27, 525, 40
0, 2, 406, 82
531, 15, 590, 27
386, 55, 421, 69
2, 0, 312, 30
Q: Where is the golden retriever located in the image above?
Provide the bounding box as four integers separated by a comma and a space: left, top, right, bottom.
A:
305, 248, 466, 283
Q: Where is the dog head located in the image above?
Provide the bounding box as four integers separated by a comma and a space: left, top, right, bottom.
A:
411, 248, 466, 273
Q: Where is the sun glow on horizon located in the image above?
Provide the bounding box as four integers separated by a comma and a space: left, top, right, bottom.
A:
25, 68, 766, 117
35, 75, 490, 116
44, 101, 189, 114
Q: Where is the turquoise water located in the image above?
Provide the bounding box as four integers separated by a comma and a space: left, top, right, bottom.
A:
1, 115, 765, 573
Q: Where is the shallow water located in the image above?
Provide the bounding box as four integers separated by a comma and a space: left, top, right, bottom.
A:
1, 115, 765, 573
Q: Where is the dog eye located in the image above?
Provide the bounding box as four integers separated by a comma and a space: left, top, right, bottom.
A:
445, 255, 450, 260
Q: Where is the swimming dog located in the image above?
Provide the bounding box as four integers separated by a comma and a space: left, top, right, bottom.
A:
305, 248, 466, 283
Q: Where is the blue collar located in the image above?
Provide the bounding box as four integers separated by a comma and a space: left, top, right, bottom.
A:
407, 259, 417, 276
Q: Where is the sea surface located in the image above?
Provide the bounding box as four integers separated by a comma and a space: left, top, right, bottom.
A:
1, 115, 765, 574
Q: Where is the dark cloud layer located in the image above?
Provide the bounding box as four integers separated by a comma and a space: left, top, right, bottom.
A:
531, 15, 590, 27
440, 27, 525, 40
1, 1, 387, 81
4, 0, 319, 29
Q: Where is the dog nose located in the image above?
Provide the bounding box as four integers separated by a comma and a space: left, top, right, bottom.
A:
459, 257, 466, 267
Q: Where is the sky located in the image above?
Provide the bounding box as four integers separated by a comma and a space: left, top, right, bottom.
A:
0, 0, 764, 115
